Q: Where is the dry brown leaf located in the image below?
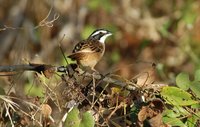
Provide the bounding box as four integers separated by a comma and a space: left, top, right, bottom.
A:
149, 113, 167, 127
40, 104, 52, 118
138, 106, 148, 122
136, 64, 156, 88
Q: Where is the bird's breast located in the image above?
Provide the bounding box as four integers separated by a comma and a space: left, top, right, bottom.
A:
78, 52, 103, 67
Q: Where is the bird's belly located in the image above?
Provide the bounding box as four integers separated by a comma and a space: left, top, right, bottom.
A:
79, 53, 102, 67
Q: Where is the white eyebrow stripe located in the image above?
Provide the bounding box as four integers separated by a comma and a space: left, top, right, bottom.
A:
91, 30, 107, 36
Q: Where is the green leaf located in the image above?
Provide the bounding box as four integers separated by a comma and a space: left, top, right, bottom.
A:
194, 69, 200, 81
64, 107, 95, 127
186, 112, 200, 127
80, 111, 95, 127
163, 109, 180, 118
190, 81, 200, 98
172, 106, 190, 116
191, 103, 200, 109
163, 117, 187, 127
161, 86, 198, 106
65, 107, 80, 127
176, 72, 190, 90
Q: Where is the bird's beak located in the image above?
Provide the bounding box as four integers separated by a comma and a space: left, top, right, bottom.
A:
107, 31, 112, 36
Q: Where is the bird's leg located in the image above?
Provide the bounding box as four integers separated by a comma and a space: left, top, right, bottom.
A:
74, 64, 85, 75
91, 67, 100, 75
91, 67, 97, 72
91, 67, 107, 80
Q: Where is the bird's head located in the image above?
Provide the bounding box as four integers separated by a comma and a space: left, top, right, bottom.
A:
88, 29, 112, 43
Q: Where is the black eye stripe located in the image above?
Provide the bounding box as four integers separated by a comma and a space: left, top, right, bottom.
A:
94, 34, 103, 40
88, 29, 111, 41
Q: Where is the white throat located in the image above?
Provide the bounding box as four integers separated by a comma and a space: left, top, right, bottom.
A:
99, 33, 112, 43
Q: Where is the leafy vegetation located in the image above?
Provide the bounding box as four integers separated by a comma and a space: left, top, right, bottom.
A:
161, 70, 200, 127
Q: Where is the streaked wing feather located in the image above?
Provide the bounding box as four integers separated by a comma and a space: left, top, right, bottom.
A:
72, 39, 103, 53
72, 40, 87, 53
68, 52, 86, 60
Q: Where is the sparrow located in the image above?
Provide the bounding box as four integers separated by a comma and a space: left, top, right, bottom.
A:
68, 29, 112, 71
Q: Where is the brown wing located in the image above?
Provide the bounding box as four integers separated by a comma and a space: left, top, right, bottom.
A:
68, 39, 104, 60
72, 39, 103, 53
72, 40, 89, 53
68, 52, 86, 60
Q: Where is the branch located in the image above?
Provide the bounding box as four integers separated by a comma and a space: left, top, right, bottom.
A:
0, 63, 56, 78
0, 64, 137, 90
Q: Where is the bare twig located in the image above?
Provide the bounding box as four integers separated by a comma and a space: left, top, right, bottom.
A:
0, 95, 42, 126
34, 5, 59, 29
0, 64, 56, 76
0, 25, 24, 31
